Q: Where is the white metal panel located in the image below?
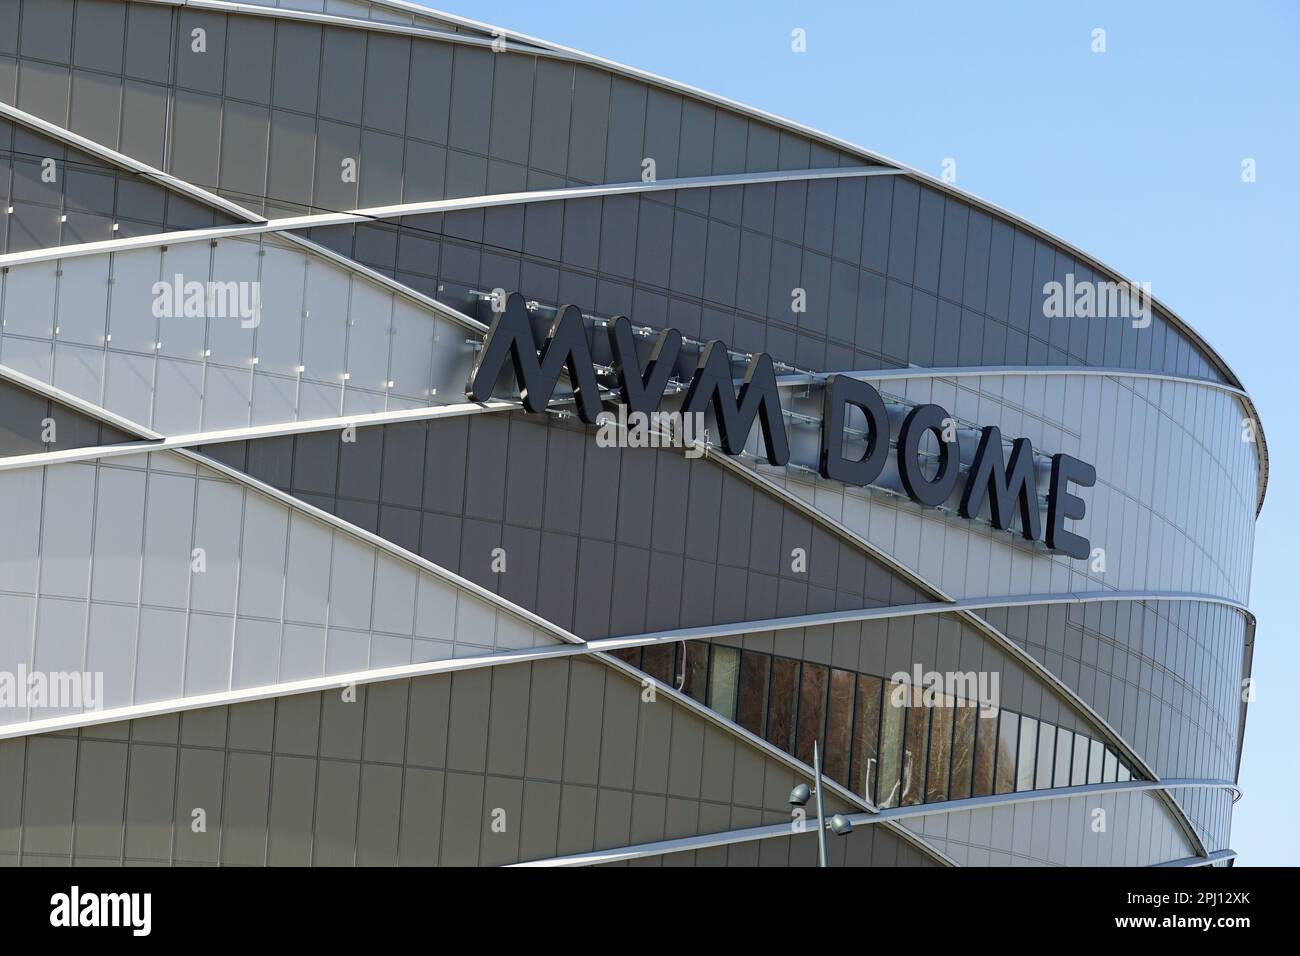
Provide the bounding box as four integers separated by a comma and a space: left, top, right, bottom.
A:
371, 555, 416, 635
0, 467, 42, 594
2, 260, 57, 338
85, 602, 134, 710
414, 574, 456, 642
0, 335, 53, 382
206, 238, 261, 366
134, 606, 186, 704
103, 350, 155, 427
158, 241, 213, 361
189, 478, 243, 615
90, 464, 146, 605
283, 510, 332, 625
33, 597, 87, 715
51, 342, 104, 404
184, 613, 234, 695
252, 244, 306, 376
388, 299, 435, 401
249, 372, 297, 425
328, 532, 375, 630
38, 462, 96, 600
0, 594, 34, 678
301, 258, 350, 384
106, 246, 163, 354
54, 254, 110, 346
200, 363, 252, 430
325, 627, 371, 672
344, 279, 393, 392
231, 618, 281, 689
279, 621, 326, 680
140, 470, 196, 610
151, 358, 204, 435
236, 493, 288, 619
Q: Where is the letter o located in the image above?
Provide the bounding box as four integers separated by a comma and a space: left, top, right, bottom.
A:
897, 403, 960, 506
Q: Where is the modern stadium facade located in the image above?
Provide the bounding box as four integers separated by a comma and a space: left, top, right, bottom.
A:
0, 0, 1262, 868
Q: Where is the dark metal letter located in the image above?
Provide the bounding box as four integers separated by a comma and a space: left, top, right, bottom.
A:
607, 315, 682, 415
1046, 453, 1096, 560
959, 425, 1041, 540
897, 403, 960, 506
819, 375, 889, 486
468, 293, 603, 424
682, 342, 790, 466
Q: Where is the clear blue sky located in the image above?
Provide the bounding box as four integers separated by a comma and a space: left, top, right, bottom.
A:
423, 0, 1299, 865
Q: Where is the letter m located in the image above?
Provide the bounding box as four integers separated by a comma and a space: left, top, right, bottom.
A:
959, 425, 1040, 540
468, 292, 603, 423
681, 342, 789, 466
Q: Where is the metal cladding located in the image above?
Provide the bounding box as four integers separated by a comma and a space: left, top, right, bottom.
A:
0, 0, 1260, 868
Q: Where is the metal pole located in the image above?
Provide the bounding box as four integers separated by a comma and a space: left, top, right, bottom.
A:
813, 739, 827, 867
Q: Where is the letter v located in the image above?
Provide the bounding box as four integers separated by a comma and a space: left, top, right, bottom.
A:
608, 316, 682, 415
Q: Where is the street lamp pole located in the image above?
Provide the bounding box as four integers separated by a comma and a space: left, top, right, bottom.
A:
789, 738, 853, 867
813, 740, 828, 867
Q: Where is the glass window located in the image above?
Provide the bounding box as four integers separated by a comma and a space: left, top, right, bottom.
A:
1071, 732, 1089, 785
926, 693, 955, 803
1016, 716, 1038, 792
850, 675, 882, 801
1087, 740, 1105, 784
1054, 727, 1073, 788
1118, 764, 1131, 783
877, 680, 906, 807
766, 657, 799, 753
823, 669, 855, 786
995, 711, 1019, 794
949, 704, 977, 799
736, 651, 770, 737
708, 645, 739, 722
795, 663, 828, 766
1035, 721, 1056, 790
901, 686, 929, 806
642, 644, 674, 684
681, 642, 708, 702
1103, 749, 1119, 783
973, 708, 999, 797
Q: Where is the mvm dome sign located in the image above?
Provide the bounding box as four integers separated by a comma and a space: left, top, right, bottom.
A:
469, 293, 1096, 560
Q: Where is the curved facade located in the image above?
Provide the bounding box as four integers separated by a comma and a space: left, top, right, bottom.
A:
0, 0, 1259, 867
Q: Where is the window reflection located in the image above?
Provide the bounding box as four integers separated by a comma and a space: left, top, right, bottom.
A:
681, 641, 709, 702
878, 681, 906, 807
850, 675, 882, 802
625, 642, 1142, 810
766, 657, 799, 753
1071, 732, 1090, 785
901, 686, 929, 806
708, 645, 740, 721
1054, 727, 1073, 788
1016, 716, 1038, 793
926, 693, 955, 803
795, 663, 828, 766
950, 705, 977, 799
823, 669, 855, 785
1088, 740, 1105, 784
973, 709, 999, 797
1035, 721, 1056, 790
736, 651, 770, 737
995, 711, 1019, 794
